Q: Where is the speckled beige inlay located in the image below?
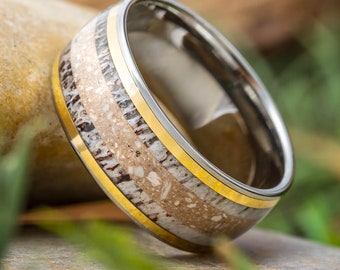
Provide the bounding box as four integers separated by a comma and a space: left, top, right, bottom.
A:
68, 14, 254, 237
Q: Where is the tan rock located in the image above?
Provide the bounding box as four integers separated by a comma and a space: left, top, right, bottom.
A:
0, 0, 105, 206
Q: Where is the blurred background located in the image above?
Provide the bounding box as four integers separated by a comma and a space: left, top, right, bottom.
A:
2, 0, 339, 252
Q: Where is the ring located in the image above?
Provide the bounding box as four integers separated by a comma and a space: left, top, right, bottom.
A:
52, 0, 294, 252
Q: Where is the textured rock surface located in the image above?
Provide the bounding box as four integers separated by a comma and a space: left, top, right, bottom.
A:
2, 227, 340, 269
0, 0, 105, 206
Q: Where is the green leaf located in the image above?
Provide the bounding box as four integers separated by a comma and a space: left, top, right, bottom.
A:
295, 198, 332, 243
0, 118, 46, 259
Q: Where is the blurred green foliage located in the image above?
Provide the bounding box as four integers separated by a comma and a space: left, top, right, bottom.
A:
0, 120, 44, 258
270, 23, 340, 138
255, 19, 340, 246
259, 157, 340, 246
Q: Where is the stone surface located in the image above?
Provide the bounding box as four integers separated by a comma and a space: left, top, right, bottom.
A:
0, 0, 106, 206
2, 227, 340, 269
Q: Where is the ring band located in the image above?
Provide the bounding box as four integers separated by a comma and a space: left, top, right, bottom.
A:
52, 0, 294, 252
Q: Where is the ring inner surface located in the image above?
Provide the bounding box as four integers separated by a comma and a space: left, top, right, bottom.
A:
126, 2, 284, 189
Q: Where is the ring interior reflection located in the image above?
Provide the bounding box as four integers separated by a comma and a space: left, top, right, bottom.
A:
126, 2, 284, 189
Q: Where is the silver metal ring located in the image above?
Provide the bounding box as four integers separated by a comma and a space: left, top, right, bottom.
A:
52, 0, 294, 252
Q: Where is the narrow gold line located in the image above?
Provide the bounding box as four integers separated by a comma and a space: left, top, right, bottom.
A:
106, 7, 279, 209
52, 53, 208, 253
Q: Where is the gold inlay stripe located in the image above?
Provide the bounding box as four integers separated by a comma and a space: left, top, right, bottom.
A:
52, 54, 208, 253
107, 7, 279, 209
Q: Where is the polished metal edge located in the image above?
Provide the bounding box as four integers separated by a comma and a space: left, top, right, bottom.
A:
115, 0, 294, 198
107, 4, 282, 207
